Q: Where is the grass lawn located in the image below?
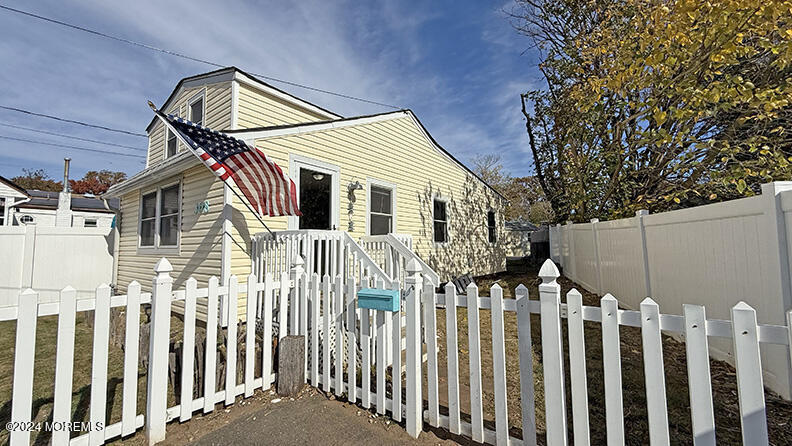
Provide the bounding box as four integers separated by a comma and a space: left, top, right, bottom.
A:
443, 266, 792, 445
0, 312, 148, 445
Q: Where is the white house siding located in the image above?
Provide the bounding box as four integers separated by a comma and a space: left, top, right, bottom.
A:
115, 165, 224, 293
147, 82, 233, 167
228, 114, 507, 283
236, 81, 329, 129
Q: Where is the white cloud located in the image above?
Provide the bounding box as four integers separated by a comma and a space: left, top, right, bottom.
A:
0, 0, 542, 179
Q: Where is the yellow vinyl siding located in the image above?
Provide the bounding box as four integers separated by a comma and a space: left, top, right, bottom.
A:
147, 82, 232, 167
236, 82, 329, 129
115, 164, 224, 293
227, 115, 506, 282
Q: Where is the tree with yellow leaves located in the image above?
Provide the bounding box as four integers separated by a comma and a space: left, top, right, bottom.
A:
512, 0, 792, 221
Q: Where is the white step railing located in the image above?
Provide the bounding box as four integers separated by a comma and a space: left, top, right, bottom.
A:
251, 230, 394, 289
359, 234, 440, 287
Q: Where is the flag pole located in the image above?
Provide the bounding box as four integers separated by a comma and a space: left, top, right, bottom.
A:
148, 101, 275, 236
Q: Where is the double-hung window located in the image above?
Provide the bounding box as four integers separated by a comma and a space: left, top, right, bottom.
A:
140, 182, 181, 250
487, 210, 497, 243
433, 199, 448, 243
369, 184, 394, 235
165, 128, 177, 158
189, 93, 204, 126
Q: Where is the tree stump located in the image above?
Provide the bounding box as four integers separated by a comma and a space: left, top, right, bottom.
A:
277, 335, 305, 397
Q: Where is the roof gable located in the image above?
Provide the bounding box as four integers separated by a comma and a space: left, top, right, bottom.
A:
0, 175, 29, 198
145, 67, 341, 133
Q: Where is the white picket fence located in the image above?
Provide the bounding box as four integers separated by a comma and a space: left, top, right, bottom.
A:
5, 256, 788, 445
417, 260, 786, 445
548, 181, 792, 399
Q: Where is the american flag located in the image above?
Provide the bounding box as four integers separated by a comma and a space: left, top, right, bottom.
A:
152, 108, 301, 217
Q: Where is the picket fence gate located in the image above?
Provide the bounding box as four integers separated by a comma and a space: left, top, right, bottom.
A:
5, 256, 788, 445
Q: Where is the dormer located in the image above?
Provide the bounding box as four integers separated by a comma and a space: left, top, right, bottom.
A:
145, 67, 341, 168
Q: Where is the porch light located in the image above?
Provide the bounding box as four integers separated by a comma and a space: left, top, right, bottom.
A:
312, 172, 325, 181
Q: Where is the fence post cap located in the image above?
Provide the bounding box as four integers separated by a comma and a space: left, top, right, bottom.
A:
590, 218, 599, 223
153, 257, 173, 275
406, 258, 421, 274
538, 259, 559, 283
515, 283, 528, 293
292, 254, 305, 270
636, 209, 649, 216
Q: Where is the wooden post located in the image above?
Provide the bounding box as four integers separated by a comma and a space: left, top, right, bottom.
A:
277, 335, 306, 396
146, 258, 173, 445
405, 259, 423, 438
538, 259, 568, 446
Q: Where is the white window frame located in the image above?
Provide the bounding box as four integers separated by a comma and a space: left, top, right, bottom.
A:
137, 179, 182, 255
366, 177, 397, 236
188, 90, 206, 126
163, 105, 181, 161
84, 218, 98, 228
487, 209, 497, 244
287, 154, 340, 230
432, 196, 449, 246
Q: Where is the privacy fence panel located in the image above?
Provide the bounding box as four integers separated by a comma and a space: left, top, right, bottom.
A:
549, 181, 792, 399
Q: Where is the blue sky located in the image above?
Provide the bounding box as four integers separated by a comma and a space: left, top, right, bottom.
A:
0, 0, 542, 182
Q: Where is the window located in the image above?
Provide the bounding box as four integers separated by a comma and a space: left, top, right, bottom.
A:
433, 199, 447, 243
140, 192, 157, 246
0, 198, 4, 226
159, 185, 179, 246
139, 182, 181, 250
19, 215, 34, 224
369, 185, 393, 235
487, 210, 497, 243
189, 94, 204, 126
166, 128, 177, 158
85, 218, 97, 228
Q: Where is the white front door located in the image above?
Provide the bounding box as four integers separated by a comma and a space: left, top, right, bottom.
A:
288, 155, 340, 230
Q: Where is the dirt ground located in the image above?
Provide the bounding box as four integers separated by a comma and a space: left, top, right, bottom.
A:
112, 386, 460, 446
466, 267, 792, 445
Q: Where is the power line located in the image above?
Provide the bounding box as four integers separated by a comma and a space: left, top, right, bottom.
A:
0, 121, 147, 152
0, 4, 401, 110
0, 105, 147, 137
0, 135, 146, 159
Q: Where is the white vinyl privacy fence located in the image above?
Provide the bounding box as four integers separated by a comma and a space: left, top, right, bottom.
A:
549, 181, 792, 399
6, 255, 789, 445
0, 224, 114, 306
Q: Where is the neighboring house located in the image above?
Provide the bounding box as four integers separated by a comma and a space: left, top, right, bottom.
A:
10, 190, 118, 227
105, 67, 508, 296
505, 219, 538, 258
0, 175, 29, 226
1, 163, 118, 228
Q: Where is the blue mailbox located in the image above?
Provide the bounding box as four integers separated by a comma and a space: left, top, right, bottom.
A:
357, 288, 400, 312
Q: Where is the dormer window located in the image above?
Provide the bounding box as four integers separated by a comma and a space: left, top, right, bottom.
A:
166, 128, 177, 158
189, 94, 204, 126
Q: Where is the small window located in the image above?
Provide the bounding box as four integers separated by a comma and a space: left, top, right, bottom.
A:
433, 199, 447, 243
0, 197, 5, 226
140, 192, 157, 247
19, 215, 34, 224
369, 185, 393, 235
159, 185, 180, 246
166, 128, 177, 158
139, 183, 181, 249
189, 96, 204, 126
487, 210, 497, 243
85, 218, 97, 228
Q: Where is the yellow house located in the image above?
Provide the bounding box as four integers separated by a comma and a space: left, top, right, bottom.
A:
105, 67, 507, 297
